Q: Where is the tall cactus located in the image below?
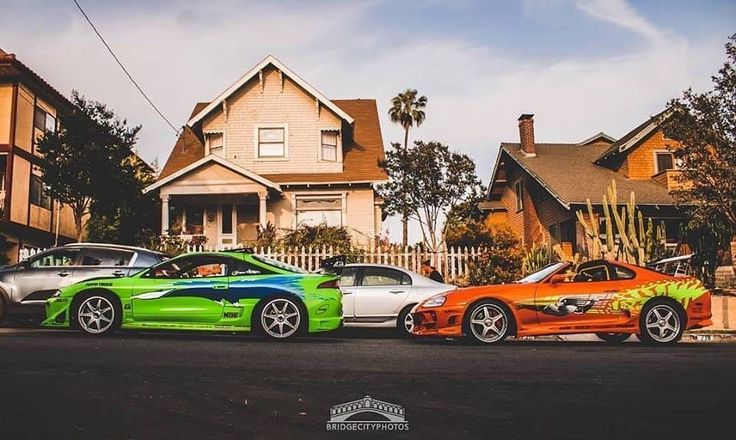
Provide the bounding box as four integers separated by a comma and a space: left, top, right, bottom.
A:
577, 179, 666, 266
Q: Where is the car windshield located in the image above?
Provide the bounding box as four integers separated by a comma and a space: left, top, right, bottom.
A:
252, 255, 307, 274
517, 262, 567, 284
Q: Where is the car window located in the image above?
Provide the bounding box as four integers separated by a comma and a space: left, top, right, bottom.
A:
29, 249, 80, 268
574, 264, 611, 282
338, 267, 358, 287
360, 267, 411, 286
78, 248, 135, 266
133, 252, 166, 267
613, 264, 636, 280
145, 255, 231, 279
230, 260, 273, 276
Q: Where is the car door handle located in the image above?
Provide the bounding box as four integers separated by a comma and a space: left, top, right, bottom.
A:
342, 290, 353, 295
57, 271, 70, 277
389, 290, 404, 294
213, 285, 227, 290
112, 270, 126, 277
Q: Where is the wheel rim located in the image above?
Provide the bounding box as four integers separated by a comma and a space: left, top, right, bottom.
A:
403, 312, 414, 334
469, 304, 507, 343
78, 296, 115, 334
261, 299, 300, 339
645, 304, 680, 343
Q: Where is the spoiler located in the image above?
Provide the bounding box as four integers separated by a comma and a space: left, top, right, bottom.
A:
320, 255, 347, 273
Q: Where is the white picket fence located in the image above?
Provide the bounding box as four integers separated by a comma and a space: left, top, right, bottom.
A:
20, 245, 486, 281
187, 245, 484, 280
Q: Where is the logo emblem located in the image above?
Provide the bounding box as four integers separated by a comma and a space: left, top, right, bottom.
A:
326, 395, 409, 431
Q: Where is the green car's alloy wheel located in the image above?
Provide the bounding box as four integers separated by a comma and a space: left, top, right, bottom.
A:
260, 298, 301, 339
77, 295, 117, 335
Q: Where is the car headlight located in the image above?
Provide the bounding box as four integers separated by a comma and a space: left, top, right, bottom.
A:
422, 295, 446, 308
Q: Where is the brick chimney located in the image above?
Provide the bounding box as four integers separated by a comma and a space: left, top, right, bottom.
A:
518, 114, 536, 156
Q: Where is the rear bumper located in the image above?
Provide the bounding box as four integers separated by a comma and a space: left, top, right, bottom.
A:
686, 292, 713, 330
308, 316, 342, 333
411, 305, 465, 337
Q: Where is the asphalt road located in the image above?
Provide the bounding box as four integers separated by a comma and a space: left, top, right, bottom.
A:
0, 326, 734, 440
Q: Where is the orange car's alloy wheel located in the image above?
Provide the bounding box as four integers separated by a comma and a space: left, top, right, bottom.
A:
642, 303, 682, 344
467, 302, 510, 344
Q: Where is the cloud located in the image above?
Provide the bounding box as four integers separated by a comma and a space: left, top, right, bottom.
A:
572, 0, 670, 46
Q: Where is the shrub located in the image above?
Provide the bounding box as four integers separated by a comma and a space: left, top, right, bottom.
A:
467, 225, 523, 285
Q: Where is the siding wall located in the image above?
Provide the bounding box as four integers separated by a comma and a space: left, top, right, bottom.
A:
623, 130, 680, 180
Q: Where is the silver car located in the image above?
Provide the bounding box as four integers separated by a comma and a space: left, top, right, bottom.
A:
0, 243, 165, 323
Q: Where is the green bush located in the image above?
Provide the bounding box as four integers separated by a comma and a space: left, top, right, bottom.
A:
468, 225, 522, 285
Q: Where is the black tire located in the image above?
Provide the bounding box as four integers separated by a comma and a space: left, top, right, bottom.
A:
595, 332, 631, 343
253, 296, 306, 340
396, 304, 416, 338
70, 291, 122, 336
463, 300, 513, 344
639, 299, 686, 345
0, 294, 6, 325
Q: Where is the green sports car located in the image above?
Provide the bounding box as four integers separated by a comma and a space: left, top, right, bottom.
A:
42, 250, 342, 339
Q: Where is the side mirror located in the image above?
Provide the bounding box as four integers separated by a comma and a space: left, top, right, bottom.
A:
549, 274, 567, 285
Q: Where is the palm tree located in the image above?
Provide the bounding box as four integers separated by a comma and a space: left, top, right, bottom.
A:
388, 89, 427, 247
389, 89, 427, 149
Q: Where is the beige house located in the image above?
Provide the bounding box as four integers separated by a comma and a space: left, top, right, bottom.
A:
145, 56, 387, 248
0, 48, 78, 263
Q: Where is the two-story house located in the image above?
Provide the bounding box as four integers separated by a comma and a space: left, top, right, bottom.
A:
482, 112, 687, 256
144, 56, 387, 248
0, 48, 78, 263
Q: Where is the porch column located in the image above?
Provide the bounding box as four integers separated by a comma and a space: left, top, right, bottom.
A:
160, 194, 169, 235
258, 192, 267, 227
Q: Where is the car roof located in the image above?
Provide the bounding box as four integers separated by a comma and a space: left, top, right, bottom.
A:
63, 242, 165, 256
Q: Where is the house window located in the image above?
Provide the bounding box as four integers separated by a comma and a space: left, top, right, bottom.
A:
295, 195, 342, 227
258, 127, 285, 157
184, 206, 205, 235
655, 152, 675, 174
30, 175, 52, 209
515, 181, 523, 212
321, 131, 338, 162
206, 133, 224, 157
34, 107, 56, 133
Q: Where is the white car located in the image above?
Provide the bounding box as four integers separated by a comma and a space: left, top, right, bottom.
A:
335, 263, 456, 336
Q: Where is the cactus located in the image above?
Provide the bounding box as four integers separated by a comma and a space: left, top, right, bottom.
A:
522, 243, 555, 275
576, 179, 666, 266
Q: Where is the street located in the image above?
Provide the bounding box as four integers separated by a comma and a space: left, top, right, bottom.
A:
1, 327, 734, 440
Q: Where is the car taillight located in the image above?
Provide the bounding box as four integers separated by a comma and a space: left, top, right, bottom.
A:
318, 279, 339, 289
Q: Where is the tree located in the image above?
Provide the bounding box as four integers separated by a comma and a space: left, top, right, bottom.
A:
444, 188, 492, 249
36, 91, 142, 241
388, 89, 428, 247
659, 34, 736, 254
379, 140, 481, 252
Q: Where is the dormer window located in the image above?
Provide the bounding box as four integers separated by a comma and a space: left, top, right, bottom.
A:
321, 131, 338, 162
205, 133, 224, 157
655, 151, 675, 174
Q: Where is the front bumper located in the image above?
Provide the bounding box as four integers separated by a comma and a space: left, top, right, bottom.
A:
411, 305, 466, 337
41, 297, 72, 328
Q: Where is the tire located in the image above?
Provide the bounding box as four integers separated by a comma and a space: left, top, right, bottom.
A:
0, 294, 6, 325
254, 296, 305, 340
595, 332, 631, 343
396, 304, 416, 338
639, 299, 685, 345
71, 292, 121, 336
463, 300, 513, 344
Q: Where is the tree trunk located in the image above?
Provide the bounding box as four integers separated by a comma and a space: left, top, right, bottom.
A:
401, 126, 410, 247
74, 214, 83, 242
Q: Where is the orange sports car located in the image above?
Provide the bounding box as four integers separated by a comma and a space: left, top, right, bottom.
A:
411, 259, 712, 345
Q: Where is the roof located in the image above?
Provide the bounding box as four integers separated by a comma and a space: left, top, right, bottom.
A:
577, 132, 617, 146
0, 49, 73, 109
63, 242, 165, 256
477, 200, 507, 212
187, 55, 354, 126
158, 99, 387, 184
501, 142, 678, 208
144, 155, 282, 194
595, 109, 669, 166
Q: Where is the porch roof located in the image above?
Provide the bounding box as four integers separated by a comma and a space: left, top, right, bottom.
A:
143, 155, 282, 194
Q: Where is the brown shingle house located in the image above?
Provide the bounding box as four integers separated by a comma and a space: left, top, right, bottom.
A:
144, 56, 387, 248
482, 112, 687, 256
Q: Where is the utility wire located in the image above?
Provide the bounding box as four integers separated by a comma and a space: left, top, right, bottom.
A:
72, 0, 180, 136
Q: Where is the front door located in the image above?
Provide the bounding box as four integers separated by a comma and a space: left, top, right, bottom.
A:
131, 254, 232, 323
352, 267, 412, 323
219, 204, 236, 249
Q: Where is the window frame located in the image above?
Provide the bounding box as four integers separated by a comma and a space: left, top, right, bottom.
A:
29, 174, 52, 210
653, 150, 676, 174
515, 180, 524, 212
294, 193, 344, 227
254, 125, 288, 159
359, 266, 413, 287
204, 131, 225, 158
319, 129, 340, 162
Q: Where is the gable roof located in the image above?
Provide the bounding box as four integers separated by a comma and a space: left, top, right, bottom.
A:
144, 154, 282, 194
501, 143, 677, 208
187, 55, 354, 127
594, 109, 669, 167
157, 99, 387, 184
0, 49, 73, 110
577, 132, 617, 146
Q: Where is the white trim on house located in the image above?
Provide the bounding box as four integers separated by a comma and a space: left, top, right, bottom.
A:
253, 124, 289, 159
653, 149, 676, 175
187, 55, 355, 127
143, 155, 282, 194
203, 130, 225, 158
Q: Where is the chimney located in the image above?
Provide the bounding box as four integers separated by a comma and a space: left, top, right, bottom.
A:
518, 114, 536, 157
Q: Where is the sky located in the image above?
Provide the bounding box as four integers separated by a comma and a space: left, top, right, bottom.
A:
2, 0, 734, 243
